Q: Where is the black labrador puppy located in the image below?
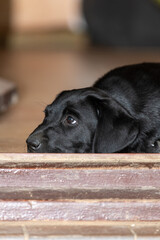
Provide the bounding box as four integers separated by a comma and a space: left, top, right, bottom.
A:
26, 63, 160, 153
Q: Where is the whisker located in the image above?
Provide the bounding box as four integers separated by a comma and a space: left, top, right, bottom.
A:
23, 143, 27, 152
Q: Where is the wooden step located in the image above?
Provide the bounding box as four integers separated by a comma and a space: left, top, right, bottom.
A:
0, 153, 160, 238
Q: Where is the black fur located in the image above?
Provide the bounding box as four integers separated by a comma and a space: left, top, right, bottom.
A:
26, 63, 160, 153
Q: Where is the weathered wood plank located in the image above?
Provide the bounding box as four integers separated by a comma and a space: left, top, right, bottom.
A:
0, 168, 160, 199
0, 153, 160, 168
0, 200, 160, 221
0, 221, 160, 237
0, 153, 160, 237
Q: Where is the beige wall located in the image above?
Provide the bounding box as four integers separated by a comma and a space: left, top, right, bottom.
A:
10, 0, 81, 32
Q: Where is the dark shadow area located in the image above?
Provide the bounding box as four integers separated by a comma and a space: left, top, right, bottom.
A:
83, 0, 160, 47
0, 0, 11, 48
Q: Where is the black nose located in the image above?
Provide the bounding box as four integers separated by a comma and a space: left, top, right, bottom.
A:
26, 138, 41, 152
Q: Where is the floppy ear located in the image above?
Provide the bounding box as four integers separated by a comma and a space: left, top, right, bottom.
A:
83, 88, 139, 153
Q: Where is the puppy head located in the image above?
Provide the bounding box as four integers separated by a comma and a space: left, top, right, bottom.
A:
26, 87, 139, 153
26, 88, 99, 153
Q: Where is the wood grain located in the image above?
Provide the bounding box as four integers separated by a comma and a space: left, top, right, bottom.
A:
1, 200, 160, 221
0, 153, 160, 167
0, 160, 160, 200
0, 221, 160, 237
0, 154, 160, 221
0, 154, 160, 236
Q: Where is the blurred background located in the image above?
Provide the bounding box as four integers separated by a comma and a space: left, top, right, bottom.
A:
0, 0, 160, 152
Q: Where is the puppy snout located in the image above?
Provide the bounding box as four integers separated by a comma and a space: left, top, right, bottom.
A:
26, 137, 41, 152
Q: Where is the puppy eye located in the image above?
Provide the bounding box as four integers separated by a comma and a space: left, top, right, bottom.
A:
65, 115, 77, 125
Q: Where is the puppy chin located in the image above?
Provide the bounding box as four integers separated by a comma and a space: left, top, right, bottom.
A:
27, 146, 47, 153
27, 145, 63, 153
